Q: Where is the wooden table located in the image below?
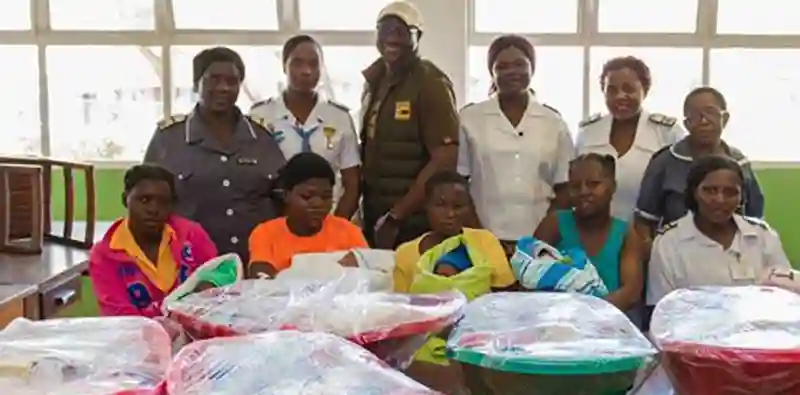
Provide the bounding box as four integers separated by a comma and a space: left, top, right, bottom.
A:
0, 284, 39, 328
0, 221, 111, 320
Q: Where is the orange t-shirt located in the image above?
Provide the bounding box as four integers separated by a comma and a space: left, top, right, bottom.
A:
248, 215, 368, 271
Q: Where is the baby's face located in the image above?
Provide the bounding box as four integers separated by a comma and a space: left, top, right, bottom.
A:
434, 264, 460, 277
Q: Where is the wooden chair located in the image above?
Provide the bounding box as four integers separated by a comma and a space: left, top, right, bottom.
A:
0, 156, 96, 253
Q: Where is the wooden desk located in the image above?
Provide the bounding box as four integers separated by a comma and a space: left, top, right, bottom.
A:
0, 222, 111, 320
0, 284, 39, 328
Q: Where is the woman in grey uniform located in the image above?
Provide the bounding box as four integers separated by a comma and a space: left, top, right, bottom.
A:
143, 46, 286, 262
634, 86, 764, 244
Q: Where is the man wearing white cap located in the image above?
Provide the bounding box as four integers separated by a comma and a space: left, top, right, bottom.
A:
360, 0, 460, 250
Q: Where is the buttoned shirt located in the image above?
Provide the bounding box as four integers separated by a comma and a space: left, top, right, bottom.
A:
647, 214, 790, 305
143, 106, 286, 262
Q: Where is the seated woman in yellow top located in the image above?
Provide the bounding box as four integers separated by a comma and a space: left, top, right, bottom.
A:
394, 170, 516, 292
248, 152, 367, 278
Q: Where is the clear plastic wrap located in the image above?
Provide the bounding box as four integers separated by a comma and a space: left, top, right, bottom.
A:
0, 317, 171, 395
279, 248, 396, 292
165, 278, 466, 368
446, 292, 656, 395
165, 331, 441, 395
651, 286, 800, 395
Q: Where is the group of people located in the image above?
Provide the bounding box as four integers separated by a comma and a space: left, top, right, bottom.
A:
86, 1, 791, 390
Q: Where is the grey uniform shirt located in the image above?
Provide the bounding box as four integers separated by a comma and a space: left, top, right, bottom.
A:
635, 137, 765, 227
143, 107, 286, 262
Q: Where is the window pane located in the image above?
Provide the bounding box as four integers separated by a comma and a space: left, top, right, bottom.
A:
589, 47, 702, 123
300, 0, 389, 31
1, 46, 39, 155
49, 0, 154, 30
171, 46, 283, 115
711, 49, 800, 161
47, 46, 162, 161
474, 0, 578, 33
0, 0, 30, 30
717, 0, 799, 35
598, 0, 697, 33
172, 0, 278, 30
321, 46, 376, 119
468, 46, 584, 133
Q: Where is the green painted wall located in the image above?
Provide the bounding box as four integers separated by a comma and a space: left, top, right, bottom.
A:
52, 167, 800, 264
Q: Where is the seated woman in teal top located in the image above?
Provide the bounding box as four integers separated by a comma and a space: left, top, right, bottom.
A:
534, 153, 645, 311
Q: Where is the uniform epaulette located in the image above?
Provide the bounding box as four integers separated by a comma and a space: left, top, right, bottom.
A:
542, 103, 561, 116
327, 99, 350, 113
657, 221, 679, 235
579, 113, 602, 128
743, 216, 771, 231
648, 145, 671, 163
249, 98, 272, 111
156, 114, 187, 131
245, 115, 274, 133
648, 113, 677, 127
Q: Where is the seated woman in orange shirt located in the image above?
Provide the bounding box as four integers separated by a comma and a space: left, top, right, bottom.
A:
248, 152, 368, 278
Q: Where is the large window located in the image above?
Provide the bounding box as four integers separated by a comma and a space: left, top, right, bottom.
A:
589, 47, 703, 122
1, 46, 39, 155
468, 46, 584, 132
299, 0, 389, 31
171, 46, 283, 114
47, 46, 162, 161
49, 0, 154, 30
0, 0, 30, 30
598, 0, 697, 33
717, 0, 799, 35
172, 0, 278, 30
473, 0, 578, 33
711, 49, 800, 161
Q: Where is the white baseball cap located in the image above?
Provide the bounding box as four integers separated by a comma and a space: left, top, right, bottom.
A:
377, 1, 424, 31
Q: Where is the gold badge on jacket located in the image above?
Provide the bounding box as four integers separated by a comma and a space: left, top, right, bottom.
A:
394, 101, 411, 121
323, 126, 337, 150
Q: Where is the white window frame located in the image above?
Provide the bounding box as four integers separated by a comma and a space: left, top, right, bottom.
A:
0, 0, 798, 167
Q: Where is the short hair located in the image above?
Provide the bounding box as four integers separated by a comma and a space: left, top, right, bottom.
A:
684, 155, 744, 213
278, 152, 336, 191
192, 46, 246, 88
570, 153, 616, 179
600, 56, 652, 94
282, 34, 321, 64
123, 164, 177, 201
683, 86, 728, 115
424, 171, 469, 199
487, 34, 535, 73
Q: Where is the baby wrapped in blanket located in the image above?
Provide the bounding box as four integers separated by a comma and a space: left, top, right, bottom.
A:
511, 236, 608, 297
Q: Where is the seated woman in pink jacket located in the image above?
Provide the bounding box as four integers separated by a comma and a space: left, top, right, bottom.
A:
89, 164, 218, 317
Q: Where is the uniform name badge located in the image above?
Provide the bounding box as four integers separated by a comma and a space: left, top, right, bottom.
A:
323, 126, 336, 150
395, 101, 411, 121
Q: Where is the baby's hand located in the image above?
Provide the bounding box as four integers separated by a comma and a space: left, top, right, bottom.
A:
338, 251, 359, 268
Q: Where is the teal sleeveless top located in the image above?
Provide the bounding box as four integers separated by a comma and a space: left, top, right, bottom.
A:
555, 210, 627, 292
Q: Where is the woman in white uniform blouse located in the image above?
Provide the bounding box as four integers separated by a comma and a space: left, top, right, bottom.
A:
576, 56, 683, 220
458, 35, 574, 252
250, 35, 361, 220
647, 155, 790, 306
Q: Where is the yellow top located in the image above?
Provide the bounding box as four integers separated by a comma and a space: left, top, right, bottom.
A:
110, 219, 178, 292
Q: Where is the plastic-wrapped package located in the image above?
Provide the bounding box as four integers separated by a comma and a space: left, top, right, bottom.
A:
446, 292, 656, 395
280, 248, 396, 292
165, 278, 466, 368
0, 317, 171, 395
165, 331, 441, 395
651, 286, 800, 395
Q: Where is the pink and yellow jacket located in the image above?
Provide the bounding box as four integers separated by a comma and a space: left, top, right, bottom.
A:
89, 216, 218, 318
